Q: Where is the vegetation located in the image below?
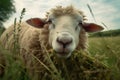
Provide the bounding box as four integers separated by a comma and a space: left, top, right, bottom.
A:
0, 40, 112, 80
0, 27, 5, 36
89, 29, 120, 37
0, 0, 15, 34
88, 37, 120, 80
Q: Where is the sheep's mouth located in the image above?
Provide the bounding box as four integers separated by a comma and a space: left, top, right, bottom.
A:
55, 50, 69, 57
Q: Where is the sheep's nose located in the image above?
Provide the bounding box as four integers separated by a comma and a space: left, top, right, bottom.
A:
57, 33, 72, 48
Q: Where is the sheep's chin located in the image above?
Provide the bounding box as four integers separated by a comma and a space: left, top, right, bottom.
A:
56, 52, 72, 58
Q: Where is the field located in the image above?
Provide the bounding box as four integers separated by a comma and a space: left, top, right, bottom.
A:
88, 36, 120, 80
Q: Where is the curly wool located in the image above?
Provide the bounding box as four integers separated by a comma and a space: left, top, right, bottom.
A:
47, 6, 86, 18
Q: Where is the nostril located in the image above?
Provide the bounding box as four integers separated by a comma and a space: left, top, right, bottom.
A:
57, 37, 72, 45
57, 37, 63, 44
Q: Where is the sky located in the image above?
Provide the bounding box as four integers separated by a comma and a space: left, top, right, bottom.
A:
4, 0, 120, 30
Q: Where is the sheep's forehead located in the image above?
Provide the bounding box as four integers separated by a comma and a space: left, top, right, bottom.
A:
53, 15, 82, 26
46, 6, 86, 21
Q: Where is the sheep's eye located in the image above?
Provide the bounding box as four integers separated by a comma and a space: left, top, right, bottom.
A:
47, 18, 56, 29
47, 20, 52, 24
48, 20, 55, 30
79, 22, 83, 25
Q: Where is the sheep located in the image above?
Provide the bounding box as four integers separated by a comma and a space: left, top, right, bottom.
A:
0, 6, 104, 79
0, 6, 103, 58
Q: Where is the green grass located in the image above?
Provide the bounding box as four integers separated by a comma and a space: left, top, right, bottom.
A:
89, 29, 120, 37
0, 27, 5, 36
0, 45, 30, 80
0, 45, 111, 80
88, 36, 120, 80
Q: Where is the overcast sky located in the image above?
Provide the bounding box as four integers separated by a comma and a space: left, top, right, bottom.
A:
4, 0, 120, 30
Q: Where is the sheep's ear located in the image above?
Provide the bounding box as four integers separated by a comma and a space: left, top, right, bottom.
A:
26, 18, 45, 28
82, 23, 104, 32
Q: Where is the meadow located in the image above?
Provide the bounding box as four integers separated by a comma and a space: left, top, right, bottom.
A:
88, 36, 120, 80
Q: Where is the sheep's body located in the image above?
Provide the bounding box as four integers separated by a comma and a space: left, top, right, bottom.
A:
1, 23, 29, 49
0, 22, 50, 78
1, 23, 47, 48
0, 22, 50, 58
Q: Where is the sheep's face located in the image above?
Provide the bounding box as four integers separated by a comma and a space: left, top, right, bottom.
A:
47, 14, 83, 58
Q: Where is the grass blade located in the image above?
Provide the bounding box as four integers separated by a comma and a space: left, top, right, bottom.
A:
87, 4, 97, 22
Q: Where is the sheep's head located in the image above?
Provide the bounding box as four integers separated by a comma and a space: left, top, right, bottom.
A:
26, 6, 104, 58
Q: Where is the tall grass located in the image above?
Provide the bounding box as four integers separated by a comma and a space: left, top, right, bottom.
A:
87, 4, 120, 79
0, 46, 30, 80
0, 8, 29, 80
13, 8, 25, 53
88, 36, 120, 80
